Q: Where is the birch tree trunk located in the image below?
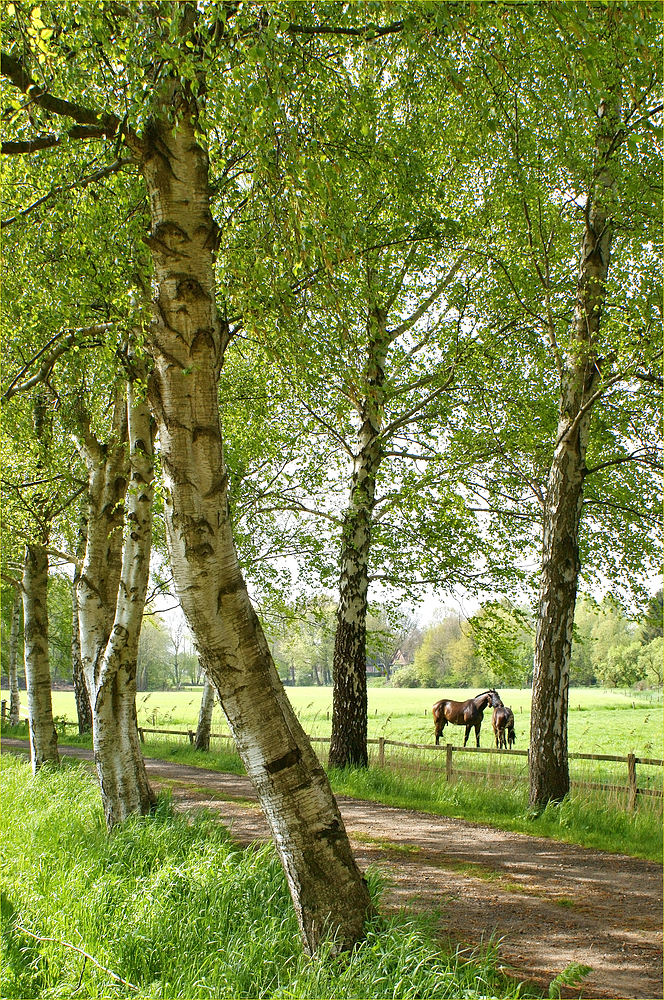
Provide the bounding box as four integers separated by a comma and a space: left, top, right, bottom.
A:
72, 512, 92, 734
8, 588, 21, 727
141, 100, 372, 954
330, 306, 387, 770
22, 541, 58, 770
529, 67, 621, 808
194, 674, 216, 751
76, 383, 156, 827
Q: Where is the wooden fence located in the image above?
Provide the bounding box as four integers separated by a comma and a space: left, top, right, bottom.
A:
9, 707, 657, 813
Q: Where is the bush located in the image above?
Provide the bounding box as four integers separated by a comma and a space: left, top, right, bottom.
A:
390, 664, 421, 687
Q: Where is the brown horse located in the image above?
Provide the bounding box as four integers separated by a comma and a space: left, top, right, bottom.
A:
492, 705, 516, 749
433, 690, 502, 747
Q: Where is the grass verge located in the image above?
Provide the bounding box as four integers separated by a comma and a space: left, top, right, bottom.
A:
328, 765, 663, 862
4, 723, 661, 860
0, 754, 536, 999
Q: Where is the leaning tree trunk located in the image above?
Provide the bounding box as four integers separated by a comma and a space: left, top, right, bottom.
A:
530, 71, 620, 809
22, 541, 58, 770
329, 305, 387, 770
75, 382, 156, 827
194, 674, 216, 751
140, 99, 372, 955
72, 512, 92, 734
8, 588, 22, 726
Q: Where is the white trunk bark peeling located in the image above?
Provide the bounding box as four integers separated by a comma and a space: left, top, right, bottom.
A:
8, 587, 21, 727
330, 305, 387, 770
140, 103, 372, 954
195, 674, 216, 751
530, 63, 621, 808
76, 383, 156, 827
22, 542, 58, 770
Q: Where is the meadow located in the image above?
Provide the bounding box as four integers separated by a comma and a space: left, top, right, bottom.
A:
5, 685, 662, 860
19, 684, 663, 758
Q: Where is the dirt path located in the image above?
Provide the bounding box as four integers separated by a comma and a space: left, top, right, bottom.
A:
3, 739, 662, 999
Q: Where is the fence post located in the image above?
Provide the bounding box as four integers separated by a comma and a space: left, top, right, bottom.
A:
1, 700, 6, 723
627, 753, 637, 811
138, 727, 145, 743
378, 737, 385, 768
446, 743, 453, 782
188, 729, 195, 745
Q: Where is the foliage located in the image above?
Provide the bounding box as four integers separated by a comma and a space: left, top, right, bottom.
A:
548, 963, 592, 1000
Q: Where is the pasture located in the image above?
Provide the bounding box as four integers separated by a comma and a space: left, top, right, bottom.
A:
18, 684, 663, 758
4, 685, 662, 858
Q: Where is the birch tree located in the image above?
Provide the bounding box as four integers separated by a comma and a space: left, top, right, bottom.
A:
1, 1, 379, 951
1, 392, 61, 770
461, 2, 662, 806
226, 17, 512, 768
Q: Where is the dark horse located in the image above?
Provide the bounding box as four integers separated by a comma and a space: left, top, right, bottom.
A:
492, 704, 516, 749
433, 690, 502, 747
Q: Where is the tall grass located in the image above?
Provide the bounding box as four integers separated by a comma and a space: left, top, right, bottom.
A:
0, 755, 536, 999
328, 765, 663, 862
4, 721, 660, 860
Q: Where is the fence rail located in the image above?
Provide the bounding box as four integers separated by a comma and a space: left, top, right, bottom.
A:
4, 708, 661, 811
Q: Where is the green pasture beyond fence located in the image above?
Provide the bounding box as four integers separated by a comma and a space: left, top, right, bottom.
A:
31, 713, 664, 814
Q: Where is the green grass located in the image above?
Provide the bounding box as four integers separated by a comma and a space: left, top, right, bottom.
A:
8, 684, 660, 757
4, 684, 661, 861
328, 765, 663, 862
0, 754, 537, 999
6, 723, 657, 861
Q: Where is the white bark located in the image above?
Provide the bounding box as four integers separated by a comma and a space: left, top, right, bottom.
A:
141, 104, 372, 954
330, 305, 387, 769
22, 542, 58, 770
195, 674, 216, 751
8, 587, 21, 726
530, 63, 621, 808
76, 382, 156, 827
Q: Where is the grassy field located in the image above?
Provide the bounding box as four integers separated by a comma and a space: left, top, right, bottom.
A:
0, 754, 538, 999
9, 684, 662, 757
3, 685, 662, 859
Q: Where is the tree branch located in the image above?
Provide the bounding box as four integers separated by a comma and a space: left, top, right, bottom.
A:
14, 923, 138, 992
286, 19, 404, 39
2, 158, 132, 228
2, 125, 111, 154
1, 50, 120, 129
386, 254, 469, 341
2, 325, 112, 402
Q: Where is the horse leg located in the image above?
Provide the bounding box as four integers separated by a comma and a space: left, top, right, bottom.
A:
435, 718, 445, 746
463, 724, 471, 747
475, 723, 481, 748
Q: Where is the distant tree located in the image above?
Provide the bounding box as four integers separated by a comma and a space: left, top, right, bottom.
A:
641, 591, 663, 644
411, 617, 465, 688
638, 637, 664, 688
569, 597, 601, 687
469, 602, 534, 688
137, 616, 173, 692
46, 574, 73, 685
